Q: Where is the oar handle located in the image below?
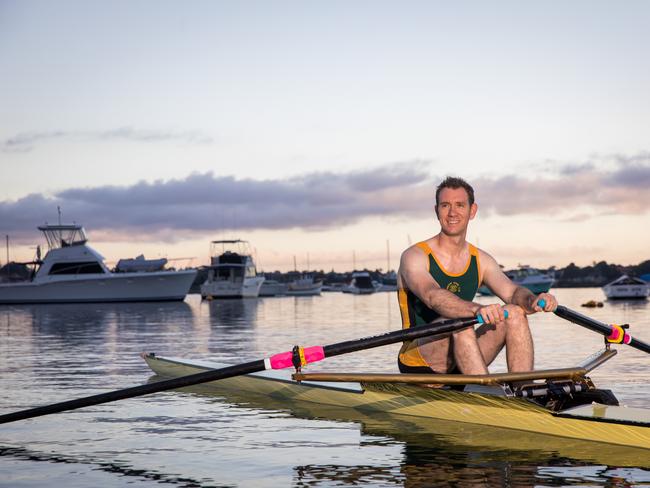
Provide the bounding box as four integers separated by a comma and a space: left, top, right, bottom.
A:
476, 309, 508, 324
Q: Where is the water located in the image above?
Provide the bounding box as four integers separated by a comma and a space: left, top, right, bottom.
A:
0, 289, 649, 487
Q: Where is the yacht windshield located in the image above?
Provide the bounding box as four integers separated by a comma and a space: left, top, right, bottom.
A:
38, 225, 88, 250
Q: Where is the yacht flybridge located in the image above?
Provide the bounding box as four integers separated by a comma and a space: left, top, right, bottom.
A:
0, 224, 197, 304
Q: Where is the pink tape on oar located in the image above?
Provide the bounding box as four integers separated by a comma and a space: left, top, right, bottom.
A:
267, 346, 325, 370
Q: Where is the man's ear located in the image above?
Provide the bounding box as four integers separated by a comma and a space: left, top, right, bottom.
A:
469, 203, 478, 220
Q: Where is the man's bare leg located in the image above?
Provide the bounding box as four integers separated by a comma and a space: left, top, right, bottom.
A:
415, 328, 488, 374
476, 305, 534, 372
451, 327, 489, 374
414, 307, 533, 374
412, 335, 453, 373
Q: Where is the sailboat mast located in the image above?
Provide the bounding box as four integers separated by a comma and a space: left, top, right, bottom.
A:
386, 240, 390, 273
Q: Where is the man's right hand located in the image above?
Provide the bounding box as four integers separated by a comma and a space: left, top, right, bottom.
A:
476, 303, 506, 324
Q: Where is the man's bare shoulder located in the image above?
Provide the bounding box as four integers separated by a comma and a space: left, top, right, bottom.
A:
400, 239, 436, 263
475, 247, 500, 272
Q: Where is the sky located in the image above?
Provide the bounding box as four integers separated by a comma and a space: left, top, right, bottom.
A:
1, 1, 649, 272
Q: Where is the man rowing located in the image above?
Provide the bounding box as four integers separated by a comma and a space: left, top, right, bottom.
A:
397, 176, 557, 375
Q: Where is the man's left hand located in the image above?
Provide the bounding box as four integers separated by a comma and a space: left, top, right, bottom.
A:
533, 293, 557, 312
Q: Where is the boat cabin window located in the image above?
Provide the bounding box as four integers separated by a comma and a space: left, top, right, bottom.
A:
214, 266, 244, 280
217, 252, 245, 265
354, 276, 374, 288
48, 262, 106, 275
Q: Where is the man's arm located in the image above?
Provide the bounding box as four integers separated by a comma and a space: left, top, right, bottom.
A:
480, 251, 557, 313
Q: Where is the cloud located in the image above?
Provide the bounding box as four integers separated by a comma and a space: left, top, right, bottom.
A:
0, 161, 436, 242
476, 152, 650, 216
1, 154, 648, 244
2, 127, 213, 152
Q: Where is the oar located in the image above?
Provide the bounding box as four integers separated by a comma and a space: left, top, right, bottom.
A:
0, 314, 490, 425
540, 299, 650, 354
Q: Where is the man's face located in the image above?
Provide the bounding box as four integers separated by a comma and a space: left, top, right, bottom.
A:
436, 187, 477, 237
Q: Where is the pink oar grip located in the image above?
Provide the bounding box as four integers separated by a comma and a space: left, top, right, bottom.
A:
303, 345, 326, 363
268, 351, 293, 369
267, 346, 325, 370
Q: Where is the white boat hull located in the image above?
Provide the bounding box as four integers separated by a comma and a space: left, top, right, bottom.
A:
0, 270, 197, 303
201, 276, 264, 299
603, 285, 649, 299
286, 285, 322, 296
342, 286, 376, 295
259, 281, 288, 297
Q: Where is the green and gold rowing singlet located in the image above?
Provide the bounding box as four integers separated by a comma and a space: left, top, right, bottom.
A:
398, 242, 481, 368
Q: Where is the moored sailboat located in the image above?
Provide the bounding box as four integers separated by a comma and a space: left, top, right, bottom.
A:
287, 275, 323, 296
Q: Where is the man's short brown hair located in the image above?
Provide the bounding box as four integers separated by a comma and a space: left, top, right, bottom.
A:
435, 176, 475, 207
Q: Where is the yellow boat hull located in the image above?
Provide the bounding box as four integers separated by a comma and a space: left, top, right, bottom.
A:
142, 354, 650, 451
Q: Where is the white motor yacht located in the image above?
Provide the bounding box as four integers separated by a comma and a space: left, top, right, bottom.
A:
602, 275, 649, 300
343, 271, 377, 295
0, 224, 197, 303
478, 266, 554, 296
200, 240, 265, 299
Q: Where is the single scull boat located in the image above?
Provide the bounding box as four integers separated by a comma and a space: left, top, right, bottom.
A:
142, 345, 649, 450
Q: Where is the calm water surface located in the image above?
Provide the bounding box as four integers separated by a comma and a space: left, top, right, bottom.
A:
0, 288, 649, 487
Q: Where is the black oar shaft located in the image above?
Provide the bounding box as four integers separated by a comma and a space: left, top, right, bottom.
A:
554, 305, 650, 354
0, 360, 264, 425
0, 316, 478, 425
323, 317, 477, 358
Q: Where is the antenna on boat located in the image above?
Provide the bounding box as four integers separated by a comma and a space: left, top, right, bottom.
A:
57, 206, 63, 246
5, 235, 8, 266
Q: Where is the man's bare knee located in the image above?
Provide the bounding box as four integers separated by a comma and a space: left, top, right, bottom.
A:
505, 305, 526, 323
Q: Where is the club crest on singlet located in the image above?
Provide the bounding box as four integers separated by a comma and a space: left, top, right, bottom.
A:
446, 281, 461, 293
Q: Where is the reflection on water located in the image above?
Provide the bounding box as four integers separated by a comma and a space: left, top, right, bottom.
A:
168, 376, 650, 469
205, 297, 259, 328
0, 291, 649, 487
